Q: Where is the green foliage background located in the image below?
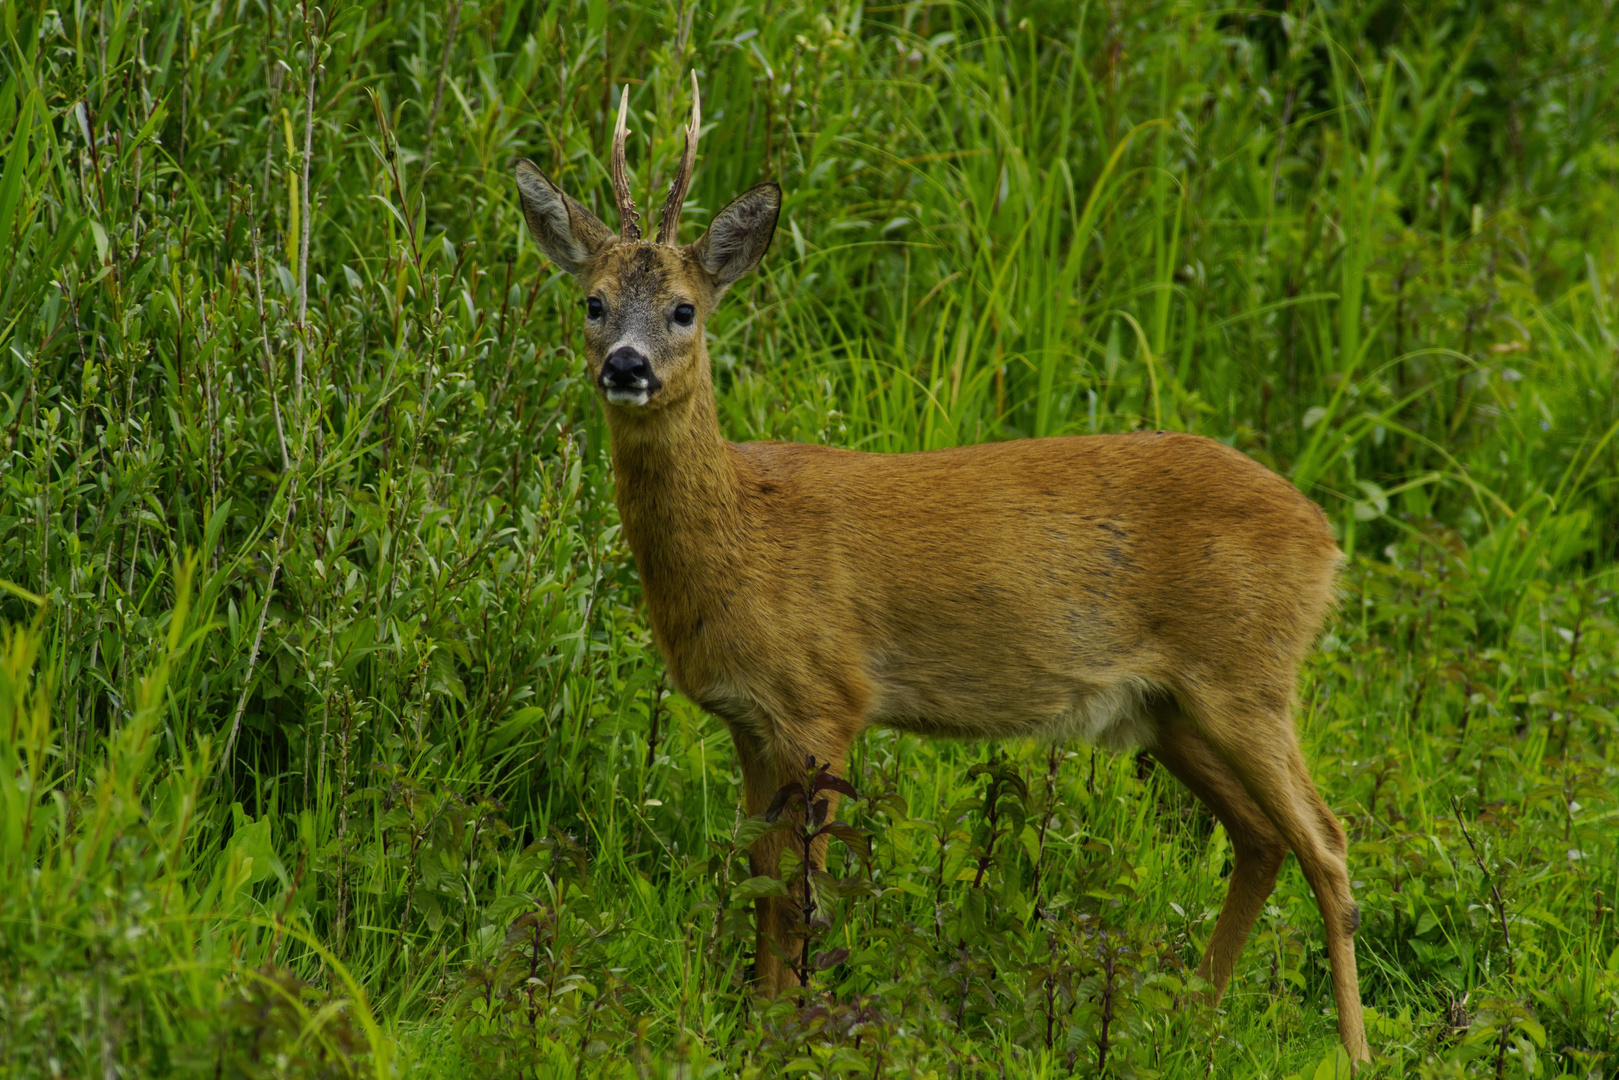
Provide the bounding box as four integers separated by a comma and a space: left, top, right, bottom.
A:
2, 0, 1618, 1075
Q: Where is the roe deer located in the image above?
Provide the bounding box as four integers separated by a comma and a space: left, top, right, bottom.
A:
513, 80, 1369, 1065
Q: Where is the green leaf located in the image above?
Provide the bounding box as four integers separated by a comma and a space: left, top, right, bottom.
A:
428, 644, 467, 703
203, 498, 233, 560
486, 706, 547, 753
813, 947, 848, 970
732, 875, 789, 903
0, 94, 32, 254
735, 814, 794, 848
818, 820, 870, 859
1020, 822, 1041, 862
227, 806, 275, 885
1308, 1047, 1353, 1080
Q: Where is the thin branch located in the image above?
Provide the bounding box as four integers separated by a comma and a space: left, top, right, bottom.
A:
421, 0, 463, 179
247, 190, 291, 473
217, 472, 298, 782
295, 2, 321, 408
1451, 797, 1512, 972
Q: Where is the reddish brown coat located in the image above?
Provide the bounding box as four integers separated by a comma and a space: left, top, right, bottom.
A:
514, 147, 1370, 1065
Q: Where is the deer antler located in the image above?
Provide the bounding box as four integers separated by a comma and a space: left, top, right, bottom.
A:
657, 72, 701, 246
609, 85, 641, 240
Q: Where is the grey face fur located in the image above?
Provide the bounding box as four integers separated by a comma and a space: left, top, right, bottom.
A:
584, 244, 703, 408
513, 158, 782, 411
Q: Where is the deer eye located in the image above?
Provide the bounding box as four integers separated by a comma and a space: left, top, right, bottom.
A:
672, 302, 696, 326
585, 296, 605, 320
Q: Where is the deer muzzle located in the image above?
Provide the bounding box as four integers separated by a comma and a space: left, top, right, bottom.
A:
600, 345, 661, 406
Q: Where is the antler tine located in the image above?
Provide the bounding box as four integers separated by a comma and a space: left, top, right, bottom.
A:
610, 85, 642, 240
656, 72, 702, 246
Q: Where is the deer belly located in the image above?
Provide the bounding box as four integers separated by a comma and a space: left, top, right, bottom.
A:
1042, 677, 1160, 751
865, 661, 1161, 752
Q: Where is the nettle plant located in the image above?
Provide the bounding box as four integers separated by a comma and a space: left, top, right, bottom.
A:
733, 757, 875, 992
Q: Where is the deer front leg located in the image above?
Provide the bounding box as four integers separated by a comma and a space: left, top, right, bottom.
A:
728, 720, 852, 995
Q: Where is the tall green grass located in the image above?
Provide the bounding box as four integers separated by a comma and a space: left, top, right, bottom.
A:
2, 0, 1618, 1075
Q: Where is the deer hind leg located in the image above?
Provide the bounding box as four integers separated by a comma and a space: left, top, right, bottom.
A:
728, 720, 853, 996
1149, 720, 1288, 1000
1191, 698, 1370, 1064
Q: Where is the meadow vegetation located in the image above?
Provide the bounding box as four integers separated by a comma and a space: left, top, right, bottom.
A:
2, 0, 1618, 1075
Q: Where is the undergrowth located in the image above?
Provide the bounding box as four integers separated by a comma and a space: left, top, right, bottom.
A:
2, 0, 1618, 1076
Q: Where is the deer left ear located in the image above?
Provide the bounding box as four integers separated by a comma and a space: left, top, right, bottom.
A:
689, 183, 781, 287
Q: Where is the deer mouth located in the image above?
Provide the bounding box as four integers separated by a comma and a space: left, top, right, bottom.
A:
604, 386, 653, 406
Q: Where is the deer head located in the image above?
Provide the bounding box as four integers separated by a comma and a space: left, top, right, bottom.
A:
514, 77, 781, 413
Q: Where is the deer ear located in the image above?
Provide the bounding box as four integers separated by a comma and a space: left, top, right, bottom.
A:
689, 183, 781, 287
514, 159, 614, 274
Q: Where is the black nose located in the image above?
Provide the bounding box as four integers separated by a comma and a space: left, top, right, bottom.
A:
600, 346, 660, 391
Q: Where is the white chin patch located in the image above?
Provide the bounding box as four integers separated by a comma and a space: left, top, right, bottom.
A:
604, 388, 651, 407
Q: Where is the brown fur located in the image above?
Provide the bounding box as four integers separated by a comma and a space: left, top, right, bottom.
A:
515, 158, 1370, 1065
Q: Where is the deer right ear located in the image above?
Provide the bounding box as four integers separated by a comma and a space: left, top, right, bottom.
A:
514, 159, 614, 275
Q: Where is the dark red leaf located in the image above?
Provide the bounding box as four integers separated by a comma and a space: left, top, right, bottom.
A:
811, 796, 830, 828
812, 772, 859, 799
765, 781, 806, 821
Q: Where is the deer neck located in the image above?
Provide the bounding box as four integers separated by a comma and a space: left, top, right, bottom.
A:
604, 369, 743, 600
